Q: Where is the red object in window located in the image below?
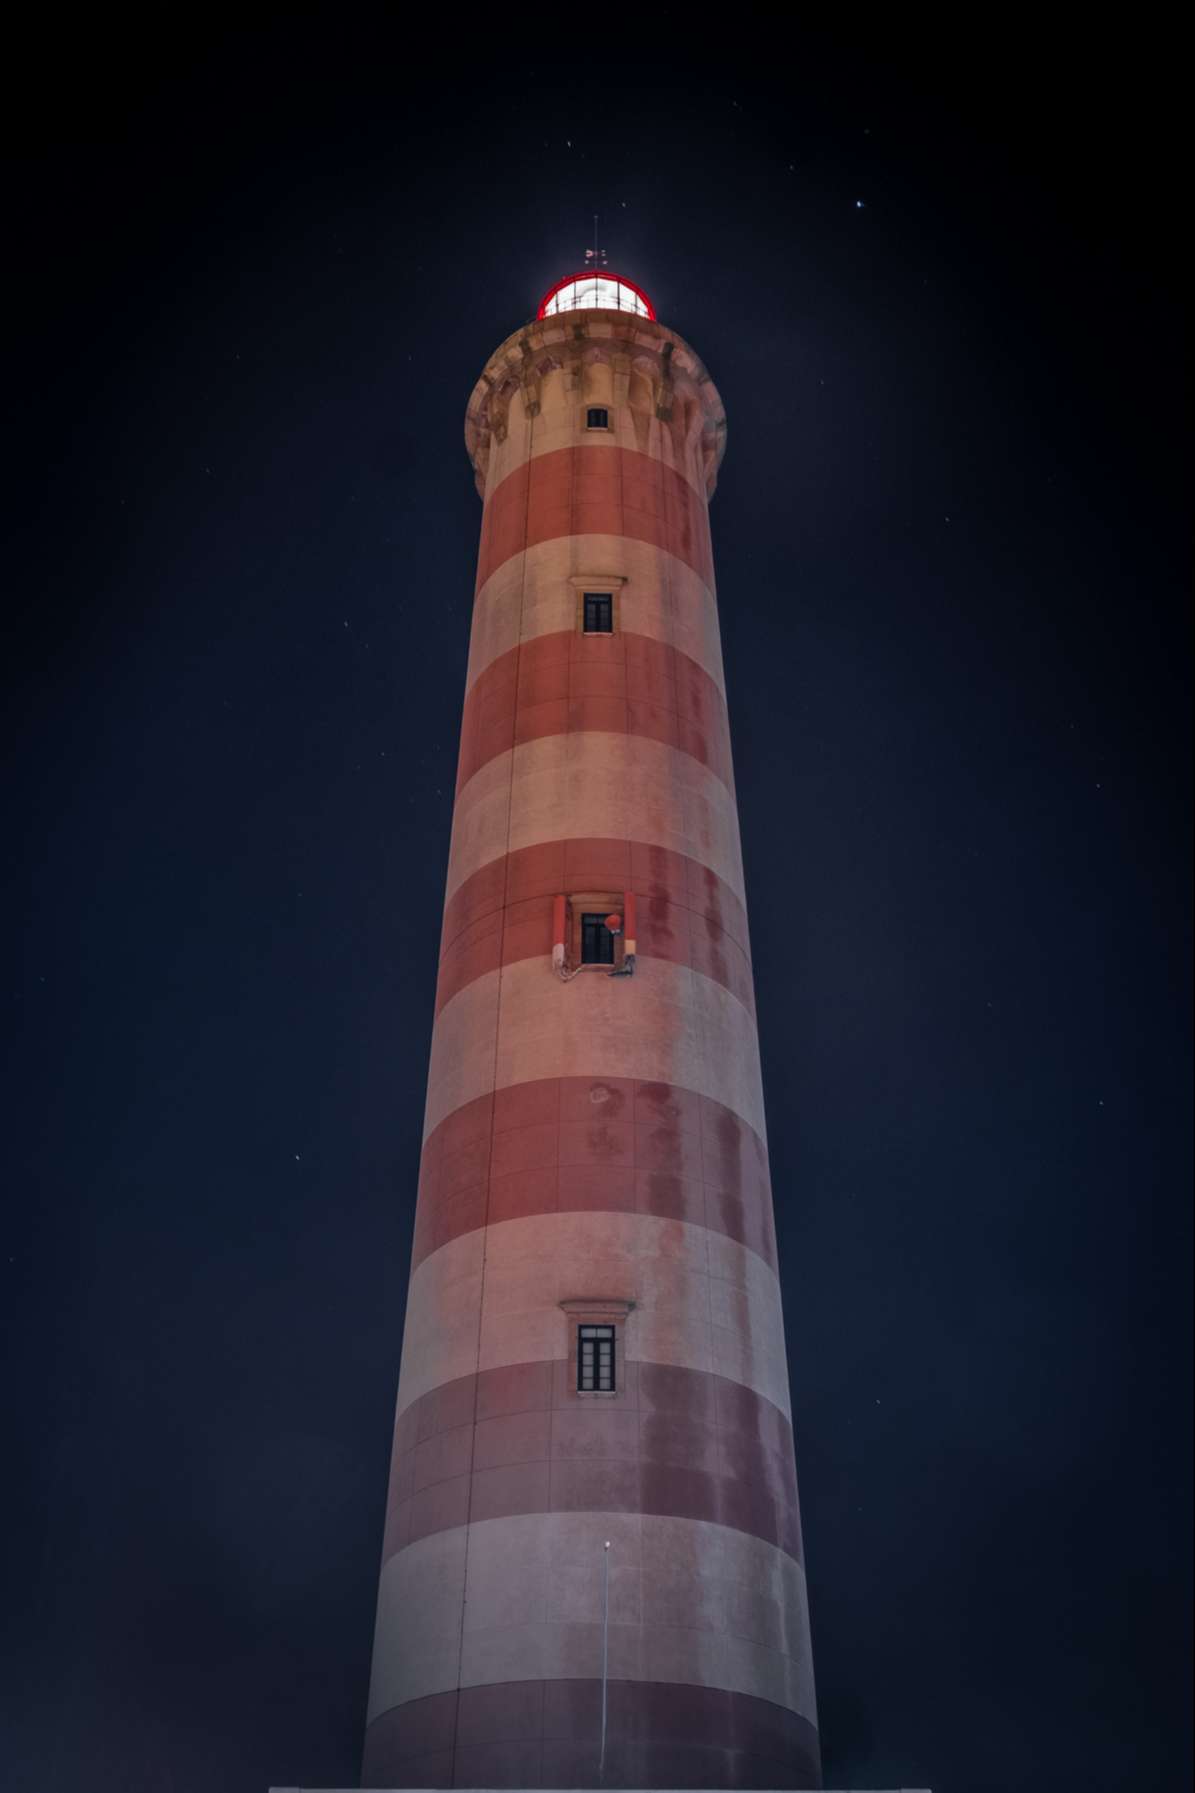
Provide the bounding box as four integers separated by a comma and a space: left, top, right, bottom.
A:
605, 912, 623, 935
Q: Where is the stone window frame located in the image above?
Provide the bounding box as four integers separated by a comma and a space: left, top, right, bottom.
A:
559, 1298, 635, 1399
569, 572, 625, 634
584, 405, 612, 431
566, 892, 627, 974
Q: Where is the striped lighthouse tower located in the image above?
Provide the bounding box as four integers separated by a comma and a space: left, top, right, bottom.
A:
363, 268, 820, 1791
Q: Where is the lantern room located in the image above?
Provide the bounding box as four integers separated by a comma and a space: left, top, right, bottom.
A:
537, 270, 655, 320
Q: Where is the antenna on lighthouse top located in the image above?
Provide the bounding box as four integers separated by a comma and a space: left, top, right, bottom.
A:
584, 214, 607, 270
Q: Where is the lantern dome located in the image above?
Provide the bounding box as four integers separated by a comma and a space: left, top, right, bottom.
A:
537, 270, 655, 320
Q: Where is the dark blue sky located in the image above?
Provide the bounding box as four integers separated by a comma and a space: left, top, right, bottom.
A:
5, 17, 1191, 1793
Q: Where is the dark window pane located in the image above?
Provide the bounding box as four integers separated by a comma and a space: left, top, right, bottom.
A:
583, 592, 613, 634
580, 912, 615, 965
577, 1323, 616, 1391
586, 407, 609, 429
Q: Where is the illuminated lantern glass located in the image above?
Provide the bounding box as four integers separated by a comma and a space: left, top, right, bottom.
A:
538, 273, 655, 320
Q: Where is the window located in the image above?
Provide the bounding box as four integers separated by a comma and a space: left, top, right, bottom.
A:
570, 574, 624, 635
559, 893, 629, 976
580, 912, 616, 966
561, 1299, 633, 1388
578, 1324, 616, 1392
586, 406, 610, 430
582, 592, 613, 634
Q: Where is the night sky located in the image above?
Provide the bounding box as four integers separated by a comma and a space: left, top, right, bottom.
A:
6, 19, 1191, 1793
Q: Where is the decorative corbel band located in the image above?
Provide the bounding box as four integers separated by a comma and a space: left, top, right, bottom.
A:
464, 314, 727, 497
517, 336, 542, 418
655, 339, 675, 420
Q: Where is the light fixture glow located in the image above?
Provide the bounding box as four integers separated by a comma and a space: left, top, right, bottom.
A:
538, 272, 655, 320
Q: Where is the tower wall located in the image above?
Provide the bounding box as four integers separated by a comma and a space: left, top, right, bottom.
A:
363, 310, 820, 1791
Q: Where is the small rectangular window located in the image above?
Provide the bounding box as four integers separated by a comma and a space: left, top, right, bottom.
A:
582, 592, 613, 633
586, 406, 610, 430
580, 912, 615, 966
578, 1324, 616, 1392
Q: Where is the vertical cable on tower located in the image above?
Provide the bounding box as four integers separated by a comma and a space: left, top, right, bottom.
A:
599, 1538, 611, 1784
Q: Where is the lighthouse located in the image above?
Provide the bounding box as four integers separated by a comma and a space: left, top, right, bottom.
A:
362, 267, 820, 1791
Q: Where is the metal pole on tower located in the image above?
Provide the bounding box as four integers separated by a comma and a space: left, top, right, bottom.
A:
599, 1539, 611, 1784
